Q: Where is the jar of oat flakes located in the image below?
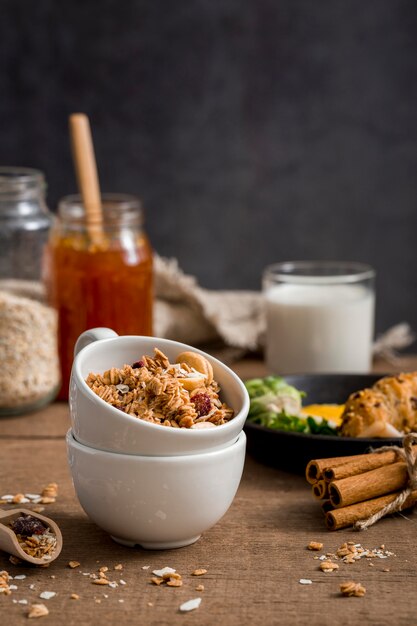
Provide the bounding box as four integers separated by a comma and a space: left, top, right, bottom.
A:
43, 193, 153, 399
0, 167, 60, 415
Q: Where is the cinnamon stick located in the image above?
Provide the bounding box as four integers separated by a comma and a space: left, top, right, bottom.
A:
305, 454, 371, 484
312, 480, 329, 500
323, 450, 398, 482
326, 489, 417, 531
321, 500, 333, 514
328, 461, 408, 508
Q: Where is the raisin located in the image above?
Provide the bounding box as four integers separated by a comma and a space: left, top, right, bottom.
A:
132, 360, 144, 369
12, 514, 47, 537
191, 393, 212, 417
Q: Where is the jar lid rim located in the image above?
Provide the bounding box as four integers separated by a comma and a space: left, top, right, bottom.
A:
0, 167, 45, 182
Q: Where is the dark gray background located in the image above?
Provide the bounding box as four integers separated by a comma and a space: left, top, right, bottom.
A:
1, 0, 417, 335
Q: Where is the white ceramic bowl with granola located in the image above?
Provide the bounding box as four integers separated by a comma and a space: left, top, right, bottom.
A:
66, 428, 246, 549
69, 328, 250, 456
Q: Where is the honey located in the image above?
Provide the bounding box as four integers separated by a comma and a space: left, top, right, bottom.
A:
44, 194, 153, 398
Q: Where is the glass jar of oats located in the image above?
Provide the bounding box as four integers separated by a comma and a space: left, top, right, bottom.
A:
0, 168, 60, 415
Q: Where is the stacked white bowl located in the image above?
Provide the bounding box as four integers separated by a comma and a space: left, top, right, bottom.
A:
67, 328, 249, 549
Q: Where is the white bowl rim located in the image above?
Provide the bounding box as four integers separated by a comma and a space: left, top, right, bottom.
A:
73, 335, 250, 436
66, 427, 246, 461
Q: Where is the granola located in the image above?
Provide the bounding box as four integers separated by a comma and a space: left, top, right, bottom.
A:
340, 581, 366, 597
86, 348, 234, 428
10, 514, 57, 561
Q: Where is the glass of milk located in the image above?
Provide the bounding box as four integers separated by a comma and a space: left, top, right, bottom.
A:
263, 261, 375, 374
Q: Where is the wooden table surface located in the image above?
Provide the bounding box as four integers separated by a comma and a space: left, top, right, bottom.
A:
1, 357, 417, 625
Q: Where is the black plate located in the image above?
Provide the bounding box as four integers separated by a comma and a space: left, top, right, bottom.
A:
244, 374, 401, 474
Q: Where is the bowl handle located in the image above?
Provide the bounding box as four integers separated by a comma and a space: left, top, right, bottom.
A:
74, 328, 119, 358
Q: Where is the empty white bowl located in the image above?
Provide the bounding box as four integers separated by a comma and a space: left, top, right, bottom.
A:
69, 328, 249, 456
66, 428, 246, 549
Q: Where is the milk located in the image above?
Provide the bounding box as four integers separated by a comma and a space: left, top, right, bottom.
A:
265, 282, 375, 374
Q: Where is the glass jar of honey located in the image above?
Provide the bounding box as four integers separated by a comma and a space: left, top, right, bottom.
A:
44, 194, 153, 399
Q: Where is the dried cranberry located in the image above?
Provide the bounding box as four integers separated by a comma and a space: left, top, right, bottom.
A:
132, 360, 144, 369
12, 514, 47, 537
191, 393, 212, 417
114, 405, 126, 412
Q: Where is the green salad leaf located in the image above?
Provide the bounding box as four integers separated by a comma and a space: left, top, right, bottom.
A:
245, 376, 337, 436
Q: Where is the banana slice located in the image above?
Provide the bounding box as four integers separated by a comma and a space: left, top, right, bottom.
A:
176, 351, 213, 384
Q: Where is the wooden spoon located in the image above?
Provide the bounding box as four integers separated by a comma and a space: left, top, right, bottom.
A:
0, 508, 63, 565
69, 112, 104, 245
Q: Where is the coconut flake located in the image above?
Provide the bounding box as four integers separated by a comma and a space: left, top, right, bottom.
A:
299, 579, 313, 585
152, 567, 176, 577
179, 598, 202, 612
39, 591, 56, 600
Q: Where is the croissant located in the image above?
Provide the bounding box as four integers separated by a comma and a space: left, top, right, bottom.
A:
339, 372, 417, 437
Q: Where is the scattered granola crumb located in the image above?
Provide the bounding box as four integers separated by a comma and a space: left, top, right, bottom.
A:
99, 566, 108, 574
162, 572, 181, 581
340, 581, 366, 597
151, 577, 164, 586
195, 584, 204, 592
179, 598, 202, 612
41, 483, 58, 499
167, 579, 183, 587
68, 561, 80, 569
95, 599, 101, 604
147, 602, 154, 607
31, 507, 45, 514
39, 497, 55, 505
28, 603, 49, 618
307, 541, 323, 551
114, 564, 123, 571
12, 493, 26, 504
299, 579, 313, 585
320, 561, 339, 573
192, 568, 207, 576
0, 570, 11, 595
383, 568, 390, 573
92, 579, 109, 586
70, 594, 79, 600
